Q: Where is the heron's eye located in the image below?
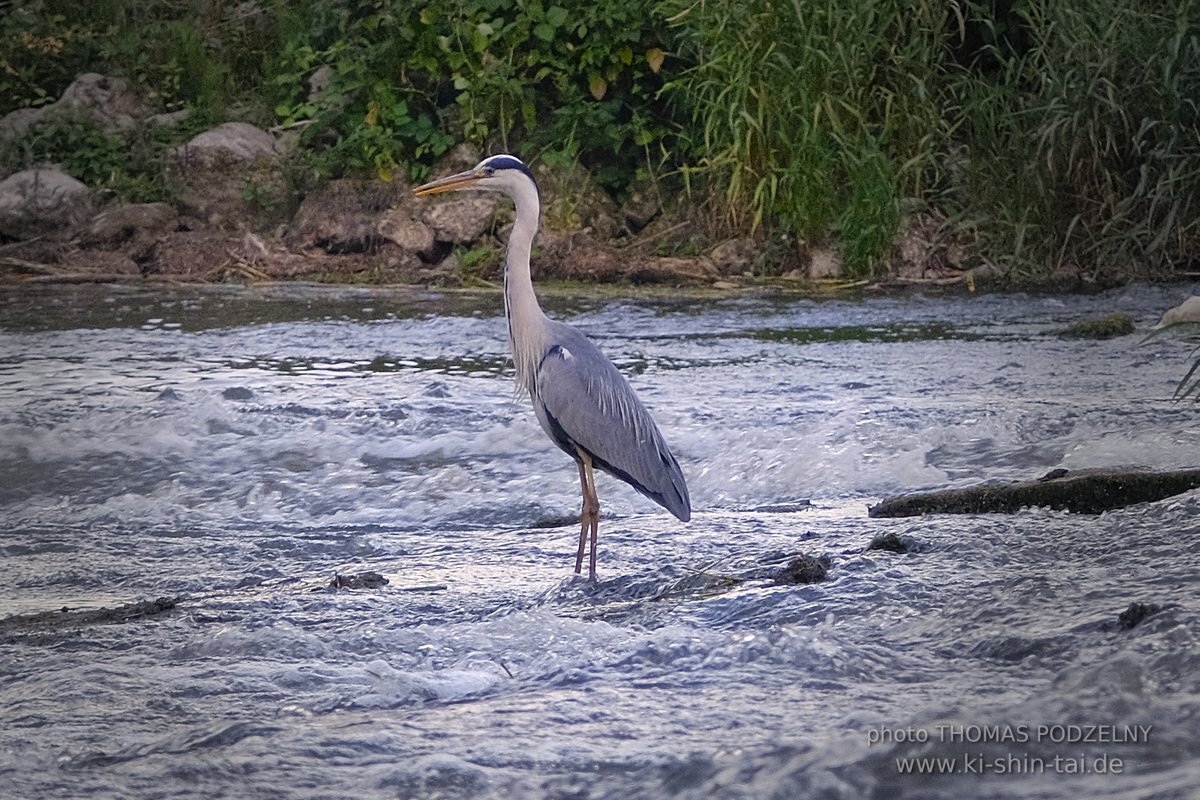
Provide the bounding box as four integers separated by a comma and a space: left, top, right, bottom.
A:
483, 167, 495, 177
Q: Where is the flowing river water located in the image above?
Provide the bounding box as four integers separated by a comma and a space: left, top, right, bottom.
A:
1, 281, 1199, 799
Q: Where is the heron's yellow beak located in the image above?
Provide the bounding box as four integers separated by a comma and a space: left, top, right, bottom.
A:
413, 169, 485, 196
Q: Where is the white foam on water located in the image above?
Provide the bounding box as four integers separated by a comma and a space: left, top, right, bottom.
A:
3, 282, 1200, 799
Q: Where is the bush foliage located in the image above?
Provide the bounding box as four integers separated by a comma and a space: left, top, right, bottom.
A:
954, 0, 1200, 281
1, 0, 1197, 280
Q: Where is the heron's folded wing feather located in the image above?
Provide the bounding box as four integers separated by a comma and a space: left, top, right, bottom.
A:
534, 338, 690, 520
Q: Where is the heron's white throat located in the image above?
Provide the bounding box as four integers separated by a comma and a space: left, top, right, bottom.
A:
500, 169, 549, 398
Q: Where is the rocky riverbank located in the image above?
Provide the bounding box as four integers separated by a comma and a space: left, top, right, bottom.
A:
1, 73, 1002, 291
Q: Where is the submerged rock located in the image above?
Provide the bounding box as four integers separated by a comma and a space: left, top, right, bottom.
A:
327, 571, 389, 591
1117, 602, 1162, 630
869, 467, 1200, 518
771, 554, 830, 585
866, 533, 910, 553
0, 597, 177, 638
1058, 311, 1135, 339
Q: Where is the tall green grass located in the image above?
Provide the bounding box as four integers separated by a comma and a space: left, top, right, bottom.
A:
1172, 328, 1200, 402
661, 0, 955, 275
955, 0, 1200, 280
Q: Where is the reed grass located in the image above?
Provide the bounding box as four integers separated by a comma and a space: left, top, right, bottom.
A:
953, 0, 1200, 280
661, 0, 954, 275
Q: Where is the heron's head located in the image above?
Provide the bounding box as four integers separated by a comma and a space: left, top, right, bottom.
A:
414, 154, 538, 198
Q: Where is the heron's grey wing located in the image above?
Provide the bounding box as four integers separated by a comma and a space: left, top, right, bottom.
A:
532, 330, 690, 521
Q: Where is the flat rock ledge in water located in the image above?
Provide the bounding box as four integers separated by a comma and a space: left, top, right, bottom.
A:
868, 467, 1200, 518
0, 597, 177, 642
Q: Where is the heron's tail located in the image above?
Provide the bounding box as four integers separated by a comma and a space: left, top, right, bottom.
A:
657, 450, 691, 522
595, 443, 690, 523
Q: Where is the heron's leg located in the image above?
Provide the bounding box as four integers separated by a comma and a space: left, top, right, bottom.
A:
579, 451, 600, 581
574, 457, 590, 575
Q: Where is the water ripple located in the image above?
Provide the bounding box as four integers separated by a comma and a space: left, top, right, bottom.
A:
2, 282, 1199, 799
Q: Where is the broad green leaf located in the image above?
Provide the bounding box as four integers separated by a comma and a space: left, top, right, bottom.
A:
588, 72, 607, 100
546, 6, 569, 27
618, 46, 633, 66
646, 48, 665, 73
534, 22, 554, 41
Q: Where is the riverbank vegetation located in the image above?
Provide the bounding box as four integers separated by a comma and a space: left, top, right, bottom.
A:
2, 0, 1197, 282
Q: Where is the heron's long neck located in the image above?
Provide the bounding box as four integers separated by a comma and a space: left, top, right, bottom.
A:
504, 180, 547, 395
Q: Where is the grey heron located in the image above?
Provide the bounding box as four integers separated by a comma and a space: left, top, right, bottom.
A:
414, 154, 691, 580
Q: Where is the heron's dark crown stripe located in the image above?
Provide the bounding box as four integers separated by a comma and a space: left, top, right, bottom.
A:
482, 154, 538, 192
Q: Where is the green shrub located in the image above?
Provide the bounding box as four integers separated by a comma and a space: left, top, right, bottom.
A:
0, 1, 112, 111
1, 2, 239, 119
269, 1, 677, 187
2, 0, 681, 189
0, 112, 180, 202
